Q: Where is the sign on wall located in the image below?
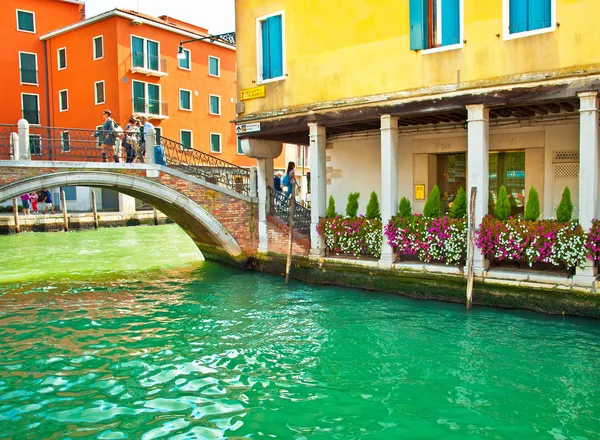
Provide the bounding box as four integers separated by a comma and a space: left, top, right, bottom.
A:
240, 85, 266, 101
415, 184, 426, 200
236, 123, 261, 134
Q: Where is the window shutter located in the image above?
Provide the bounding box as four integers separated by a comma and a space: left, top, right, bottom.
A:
261, 20, 271, 80
409, 0, 427, 50
268, 15, 283, 78
132, 37, 144, 68
441, 0, 460, 46
509, 0, 529, 34
147, 40, 159, 71
133, 81, 145, 113
528, 0, 551, 31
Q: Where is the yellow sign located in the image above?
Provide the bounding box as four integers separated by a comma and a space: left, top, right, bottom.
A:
415, 184, 426, 200
240, 85, 266, 101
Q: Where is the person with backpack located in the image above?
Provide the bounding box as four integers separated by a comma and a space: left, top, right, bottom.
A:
92, 109, 117, 163
282, 162, 301, 200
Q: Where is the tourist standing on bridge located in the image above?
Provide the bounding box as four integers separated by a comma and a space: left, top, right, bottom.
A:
20, 193, 31, 216
30, 192, 38, 214
123, 118, 138, 163
282, 162, 300, 200
138, 116, 154, 164
92, 110, 118, 163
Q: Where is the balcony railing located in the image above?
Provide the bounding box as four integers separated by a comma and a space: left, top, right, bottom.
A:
131, 52, 168, 77
26, 126, 113, 161
20, 68, 38, 85
132, 98, 168, 120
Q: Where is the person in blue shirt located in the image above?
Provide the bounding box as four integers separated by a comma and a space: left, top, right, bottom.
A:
274, 172, 283, 192
92, 109, 116, 163
41, 188, 55, 214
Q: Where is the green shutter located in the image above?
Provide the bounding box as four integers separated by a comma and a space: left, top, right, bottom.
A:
148, 84, 160, 115
133, 81, 145, 113
20, 53, 37, 84
132, 37, 144, 68
237, 138, 243, 154
442, 0, 460, 46
509, 0, 529, 34
181, 131, 191, 149
147, 40, 159, 71
94, 37, 103, 58
59, 49, 66, 69
209, 57, 219, 76
528, 0, 551, 31
210, 134, 220, 152
22, 94, 39, 124
180, 90, 190, 110
17, 11, 35, 32
410, 0, 427, 50
210, 96, 220, 114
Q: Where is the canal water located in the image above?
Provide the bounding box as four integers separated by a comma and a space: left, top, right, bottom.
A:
0, 225, 599, 439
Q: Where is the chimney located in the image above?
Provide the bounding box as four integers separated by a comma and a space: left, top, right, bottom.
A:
79, 4, 86, 21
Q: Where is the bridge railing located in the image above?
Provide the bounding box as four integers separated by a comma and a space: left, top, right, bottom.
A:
27, 126, 115, 162
161, 136, 251, 196
268, 187, 311, 236
0, 124, 18, 160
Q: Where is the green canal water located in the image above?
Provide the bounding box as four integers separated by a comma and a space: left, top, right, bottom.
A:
0, 225, 599, 439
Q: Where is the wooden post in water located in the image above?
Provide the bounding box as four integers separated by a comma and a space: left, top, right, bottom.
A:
285, 187, 296, 285
91, 190, 99, 229
466, 186, 478, 310
153, 208, 159, 225
13, 198, 20, 234
61, 190, 68, 232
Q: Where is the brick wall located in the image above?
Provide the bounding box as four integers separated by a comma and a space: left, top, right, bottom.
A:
267, 215, 310, 256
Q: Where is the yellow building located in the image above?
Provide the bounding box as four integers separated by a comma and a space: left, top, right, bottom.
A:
236, 0, 600, 282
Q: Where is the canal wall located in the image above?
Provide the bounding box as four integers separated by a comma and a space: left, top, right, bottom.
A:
248, 254, 600, 319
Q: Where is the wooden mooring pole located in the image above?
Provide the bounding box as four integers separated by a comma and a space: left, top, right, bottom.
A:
91, 190, 99, 229
153, 207, 159, 225
285, 188, 296, 285
466, 186, 477, 310
13, 198, 20, 234
61, 190, 69, 232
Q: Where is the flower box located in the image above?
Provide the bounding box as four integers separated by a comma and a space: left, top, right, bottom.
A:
317, 215, 382, 258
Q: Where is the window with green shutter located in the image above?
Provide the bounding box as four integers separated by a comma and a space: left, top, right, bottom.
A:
22, 94, 39, 125
259, 14, 284, 81
180, 90, 192, 111
209, 95, 220, 115
209, 56, 220, 76
133, 81, 146, 113
59, 90, 68, 112
58, 48, 67, 70
509, 0, 552, 35
178, 49, 191, 70
61, 131, 71, 152
180, 130, 192, 150
95, 81, 105, 104
17, 10, 35, 33
409, 0, 461, 50
210, 133, 221, 153
237, 138, 244, 155
93, 36, 104, 60
19, 53, 37, 84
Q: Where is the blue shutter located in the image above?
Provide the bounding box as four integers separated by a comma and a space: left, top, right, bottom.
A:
441, 0, 460, 46
409, 0, 427, 50
261, 19, 271, 79
509, 0, 528, 34
528, 0, 551, 31
268, 15, 283, 78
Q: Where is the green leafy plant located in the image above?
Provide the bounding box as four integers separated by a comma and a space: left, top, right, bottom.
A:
494, 185, 511, 220
398, 197, 412, 218
556, 186, 573, 222
449, 187, 467, 219
423, 185, 441, 218
524, 187, 540, 221
326, 195, 336, 218
365, 191, 381, 219
345, 192, 360, 217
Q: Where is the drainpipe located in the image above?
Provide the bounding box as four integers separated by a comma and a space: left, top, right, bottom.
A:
43, 40, 51, 127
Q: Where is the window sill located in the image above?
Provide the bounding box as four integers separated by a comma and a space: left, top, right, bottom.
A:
209, 113, 221, 117
179, 108, 193, 112
58, 67, 67, 71
93, 56, 104, 61
420, 43, 464, 55
257, 75, 286, 85
210, 150, 222, 154
178, 66, 192, 72
17, 29, 36, 34
95, 101, 106, 106
503, 25, 556, 41
20, 82, 39, 87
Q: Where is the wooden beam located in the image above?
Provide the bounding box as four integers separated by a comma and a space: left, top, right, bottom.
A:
558, 102, 575, 112
512, 108, 536, 117
543, 103, 561, 113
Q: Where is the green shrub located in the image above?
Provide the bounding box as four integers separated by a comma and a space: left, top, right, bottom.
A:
345, 192, 360, 217
423, 185, 441, 218
556, 186, 573, 222
449, 187, 467, 219
365, 191, 381, 219
524, 187, 540, 221
494, 186, 511, 220
326, 196, 337, 218
398, 197, 412, 218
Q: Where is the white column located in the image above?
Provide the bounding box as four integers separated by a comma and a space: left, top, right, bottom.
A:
257, 158, 269, 253
466, 104, 490, 275
146, 127, 156, 165
308, 122, 327, 256
249, 166, 258, 199
575, 92, 599, 285
379, 115, 399, 266
17, 119, 29, 160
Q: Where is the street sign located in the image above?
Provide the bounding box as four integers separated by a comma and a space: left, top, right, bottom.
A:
236, 122, 261, 134
240, 85, 266, 101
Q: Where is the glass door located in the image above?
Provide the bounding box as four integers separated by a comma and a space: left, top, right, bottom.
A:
147, 84, 160, 115
147, 40, 159, 71
132, 37, 145, 68
132, 81, 146, 113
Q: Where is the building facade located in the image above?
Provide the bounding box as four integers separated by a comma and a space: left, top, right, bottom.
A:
236, 0, 600, 282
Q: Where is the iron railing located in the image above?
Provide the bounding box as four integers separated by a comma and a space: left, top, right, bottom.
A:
131, 52, 168, 74
27, 126, 116, 162
268, 187, 311, 236
0, 124, 18, 160
161, 136, 251, 196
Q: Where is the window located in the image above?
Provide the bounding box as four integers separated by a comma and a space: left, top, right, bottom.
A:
95, 81, 105, 104
208, 56, 220, 77
178, 48, 191, 70
61, 131, 71, 152
57, 48, 67, 70
59, 90, 68, 112
209, 95, 221, 115
155, 127, 162, 145
489, 151, 526, 216
93, 36, 104, 60
179, 89, 192, 111
133, 80, 161, 115
21, 94, 40, 125
506, 0, 554, 37
409, 0, 461, 51
257, 12, 284, 82
19, 52, 38, 85
131, 36, 160, 71
61, 187, 77, 201
180, 130, 192, 150
436, 153, 466, 214
16, 10, 35, 33
29, 134, 42, 155
210, 133, 221, 153
237, 137, 244, 155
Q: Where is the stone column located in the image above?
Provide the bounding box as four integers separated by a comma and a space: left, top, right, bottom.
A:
466, 104, 490, 275
17, 119, 29, 160
257, 158, 269, 253
146, 127, 156, 165
379, 115, 399, 267
575, 92, 599, 285
249, 166, 258, 199
308, 123, 327, 256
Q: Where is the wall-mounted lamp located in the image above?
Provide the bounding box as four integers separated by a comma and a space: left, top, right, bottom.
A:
176, 45, 186, 60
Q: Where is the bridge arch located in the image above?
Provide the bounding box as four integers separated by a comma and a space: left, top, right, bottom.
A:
0, 171, 245, 262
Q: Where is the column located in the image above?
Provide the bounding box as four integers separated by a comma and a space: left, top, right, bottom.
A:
575, 92, 599, 284
466, 104, 490, 275
379, 115, 399, 266
145, 127, 158, 177
17, 119, 29, 160
308, 122, 327, 256
257, 158, 269, 253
